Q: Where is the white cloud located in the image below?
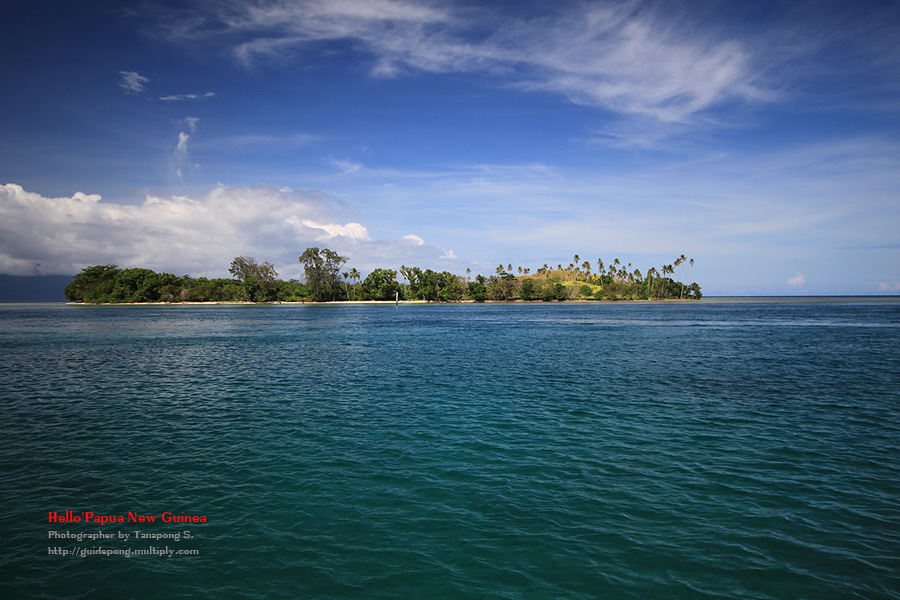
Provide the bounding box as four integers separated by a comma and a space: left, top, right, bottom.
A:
177, 132, 190, 154
329, 157, 364, 174
787, 273, 806, 286
182, 117, 200, 132
119, 71, 149, 94
297, 219, 370, 240
876, 282, 900, 292
208, 133, 319, 149
160, 0, 769, 124
403, 234, 424, 245
160, 92, 216, 101
0, 183, 455, 279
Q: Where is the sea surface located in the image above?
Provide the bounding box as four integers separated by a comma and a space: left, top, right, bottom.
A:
1, 300, 898, 599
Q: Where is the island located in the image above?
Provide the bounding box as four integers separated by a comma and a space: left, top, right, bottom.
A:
64, 248, 701, 304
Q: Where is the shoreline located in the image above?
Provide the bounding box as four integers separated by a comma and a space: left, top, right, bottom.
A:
47, 295, 900, 307
64, 298, 702, 306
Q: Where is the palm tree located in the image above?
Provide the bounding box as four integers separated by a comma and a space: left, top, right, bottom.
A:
582, 261, 592, 282
351, 268, 361, 299
662, 264, 674, 298
689, 258, 694, 285
466, 267, 471, 283
342, 271, 351, 300
597, 259, 604, 288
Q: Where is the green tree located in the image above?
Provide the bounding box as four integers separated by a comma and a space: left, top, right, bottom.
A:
554, 282, 568, 301
299, 247, 348, 301
360, 268, 401, 301
112, 268, 182, 302
64, 265, 121, 303
229, 256, 279, 301
520, 278, 536, 300
467, 276, 487, 302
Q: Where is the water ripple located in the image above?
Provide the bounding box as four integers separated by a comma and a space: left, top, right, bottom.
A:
1, 302, 898, 599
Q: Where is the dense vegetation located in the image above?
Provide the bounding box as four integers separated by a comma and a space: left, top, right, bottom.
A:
64, 250, 701, 303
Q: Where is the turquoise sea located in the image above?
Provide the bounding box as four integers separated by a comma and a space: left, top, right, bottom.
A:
1, 300, 899, 599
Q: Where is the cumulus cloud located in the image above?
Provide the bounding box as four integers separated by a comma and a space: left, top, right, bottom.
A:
158, 0, 769, 124
876, 281, 900, 292
0, 183, 455, 279
296, 219, 370, 241
119, 71, 149, 94
403, 234, 424, 245
182, 117, 200, 132
787, 273, 806, 286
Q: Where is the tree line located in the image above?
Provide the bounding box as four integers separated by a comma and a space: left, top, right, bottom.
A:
64, 249, 701, 304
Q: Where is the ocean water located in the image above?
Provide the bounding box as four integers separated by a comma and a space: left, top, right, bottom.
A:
1, 300, 898, 599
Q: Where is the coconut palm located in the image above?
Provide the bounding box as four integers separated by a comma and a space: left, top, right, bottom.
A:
342, 271, 352, 300
677, 254, 687, 299
662, 264, 674, 298
348, 267, 361, 299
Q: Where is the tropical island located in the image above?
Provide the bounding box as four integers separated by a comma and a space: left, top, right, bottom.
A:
63, 247, 701, 304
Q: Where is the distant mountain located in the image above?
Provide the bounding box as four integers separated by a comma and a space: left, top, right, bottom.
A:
0, 274, 73, 302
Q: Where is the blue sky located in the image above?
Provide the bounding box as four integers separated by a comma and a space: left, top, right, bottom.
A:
1, 0, 898, 295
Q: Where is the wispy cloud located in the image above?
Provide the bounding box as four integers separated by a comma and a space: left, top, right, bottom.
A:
119, 71, 149, 94
182, 117, 200, 132
157, 0, 771, 125
177, 132, 190, 154
204, 133, 320, 149
329, 157, 364, 175
160, 92, 216, 101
